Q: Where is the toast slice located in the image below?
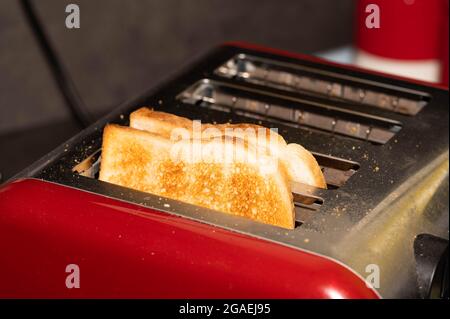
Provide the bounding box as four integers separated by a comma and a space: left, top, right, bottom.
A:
99, 124, 295, 229
130, 107, 326, 188
130, 106, 287, 144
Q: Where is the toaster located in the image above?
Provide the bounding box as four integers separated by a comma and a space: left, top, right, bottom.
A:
1, 43, 448, 299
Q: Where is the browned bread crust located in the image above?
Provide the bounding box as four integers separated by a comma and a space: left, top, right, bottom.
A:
100, 124, 295, 229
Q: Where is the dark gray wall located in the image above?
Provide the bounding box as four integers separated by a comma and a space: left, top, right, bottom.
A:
0, 0, 354, 134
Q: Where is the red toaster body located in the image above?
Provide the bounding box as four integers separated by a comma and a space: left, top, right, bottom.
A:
1, 43, 448, 299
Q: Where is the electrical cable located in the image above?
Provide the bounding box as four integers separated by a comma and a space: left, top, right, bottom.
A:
19, 0, 93, 128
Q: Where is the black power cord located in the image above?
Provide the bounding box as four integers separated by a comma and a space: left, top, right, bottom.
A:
19, 0, 93, 128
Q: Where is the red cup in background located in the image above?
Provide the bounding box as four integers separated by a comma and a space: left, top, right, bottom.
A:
355, 0, 448, 84
441, 0, 449, 86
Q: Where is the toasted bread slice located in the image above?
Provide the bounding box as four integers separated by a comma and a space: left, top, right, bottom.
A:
99, 124, 295, 229
130, 107, 326, 188
284, 143, 326, 188
130, 107, 194, 139
130, 107, 287, 149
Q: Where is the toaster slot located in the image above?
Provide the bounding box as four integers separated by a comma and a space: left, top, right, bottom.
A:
313, 154, 359, 189
71, 145, 360, 227
72, 137, 359, 192
178, 79, 402, 144
73, 147, 326, 202
215, 54, 430, 115
73, 149, 101, 178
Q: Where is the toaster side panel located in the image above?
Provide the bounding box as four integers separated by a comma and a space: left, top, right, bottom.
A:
0, 179, 378, 299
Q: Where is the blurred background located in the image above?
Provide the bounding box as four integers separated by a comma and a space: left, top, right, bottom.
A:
0, 0, 448, 181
